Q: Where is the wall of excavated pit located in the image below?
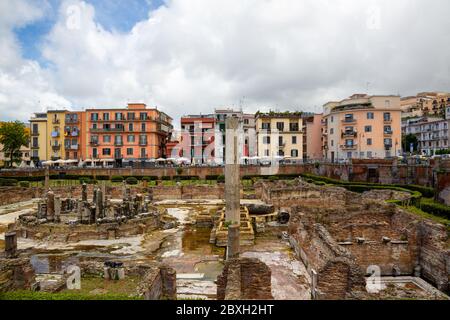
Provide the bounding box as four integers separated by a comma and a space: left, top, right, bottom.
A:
216, 257, 273, 300
151, 184, 228, 200
0, 258, 36, 292
14, 215, 160, 242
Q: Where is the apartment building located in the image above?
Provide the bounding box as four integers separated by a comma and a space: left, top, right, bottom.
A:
302, 113, 323, 161
322, 94, 402, 161
64, 111, 86, 161
30, 113, 48, 162
255, 112, 303, 160
86, 103, 173, 167
213, 109, 256, 164
402, 116, 450, 155
180, 114, 215, 164
401, 92, 450, 118
47, 111, 67, 161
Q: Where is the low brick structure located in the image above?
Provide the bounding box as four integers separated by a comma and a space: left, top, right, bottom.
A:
0, 258, 36, 292
217, 257, 273, 300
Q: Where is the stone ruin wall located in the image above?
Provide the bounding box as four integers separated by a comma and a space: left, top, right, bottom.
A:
216, 257, 273, 300
0, 258, 36, 293
151, 184, 227, 201
13, 215, 160, 242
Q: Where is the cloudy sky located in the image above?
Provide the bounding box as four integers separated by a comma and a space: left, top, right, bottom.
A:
1, 0, 449, 124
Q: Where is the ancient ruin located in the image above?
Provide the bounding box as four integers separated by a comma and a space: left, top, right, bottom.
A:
1, 127, 449, 300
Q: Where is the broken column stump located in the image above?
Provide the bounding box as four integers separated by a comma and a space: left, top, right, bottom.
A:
5, 232, 18, 259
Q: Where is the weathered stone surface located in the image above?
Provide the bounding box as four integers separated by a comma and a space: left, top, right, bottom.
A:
0, 258, 36, 292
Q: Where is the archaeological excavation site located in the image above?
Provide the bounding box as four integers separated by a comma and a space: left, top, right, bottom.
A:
0, 121, 449, 301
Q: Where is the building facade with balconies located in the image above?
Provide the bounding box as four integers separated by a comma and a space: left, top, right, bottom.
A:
213, 109, 256, 164
323, 94, 402, 161
64, 111, 86, 161
86, 103, 172, 166
255, 112, 303, 160
180, 115, 215, 164
30, 113, 48, 162
402, 117, 450, 156
47, 111, 67, 161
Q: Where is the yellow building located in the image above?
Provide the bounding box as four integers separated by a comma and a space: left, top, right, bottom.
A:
401, 92, 450, 118
46, 111, 66, 161
255, 112, 303, 160
322, 94, 402, 161
30, 113, 48, 162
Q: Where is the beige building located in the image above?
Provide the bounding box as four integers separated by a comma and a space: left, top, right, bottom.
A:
322, 94, 402, 161
256, 112, 303, 160
401, 92, 450, 118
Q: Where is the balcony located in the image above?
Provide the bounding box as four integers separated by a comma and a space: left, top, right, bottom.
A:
66, 118, 79, 124
385, 145, 392, 151
31, 144, 39, 149
114, 154, 123, 159
51, 131, 60, 138
52, 144, 61, 151
384, 130, 393, 136
52, 119, 60, 124
90, 127, 125, 133
31, 131, 39, 137
384, 118, 392, 124
139, 141, 148, 146
342, 131, 357, 138
66, 144, 79, 150
114, 141, 124, 146
90, 141, 99, 146
342, 118, 356, 124
278, 142, 286, 149
341, 144, 357, 150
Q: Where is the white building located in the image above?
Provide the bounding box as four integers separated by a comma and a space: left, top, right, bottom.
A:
402, 117, 450, 155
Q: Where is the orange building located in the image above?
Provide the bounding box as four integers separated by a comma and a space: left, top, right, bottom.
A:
322, 94, 402, 161
86, 103, 173, 166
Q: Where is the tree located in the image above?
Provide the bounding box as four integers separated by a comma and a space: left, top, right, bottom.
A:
402, 133, 418, 154
0, 121, 30, 167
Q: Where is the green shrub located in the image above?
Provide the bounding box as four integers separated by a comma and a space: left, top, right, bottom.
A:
111, 175, 124, 183
419, 199, 450, 219
18, 181, 30, 188
268, 176, 279, 181
217, 175, 225, 183
0, 178, 18, 186
162, 176, 171, 181
125, 177, 138, 185
206, 175, 219, 180
142, 176, 157, 182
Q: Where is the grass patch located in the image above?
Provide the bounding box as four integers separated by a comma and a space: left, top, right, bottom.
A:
0, 290, 142, 300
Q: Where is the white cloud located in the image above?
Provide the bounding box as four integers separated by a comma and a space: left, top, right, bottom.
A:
0, 0, 71, 120
1, 0, 450, 122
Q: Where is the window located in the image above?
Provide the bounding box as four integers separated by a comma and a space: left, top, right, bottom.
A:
102, 148, 111, 156
32, 137, 38, 148
367, 112, 374, 119
331, 116, 334, 123
365, 126, 372, 132
330, 128, 334, 134
262, 122, 270, 130
115, 113, 123, 120
345, 139, 354, 146
367, 138, 372, 145
278, 136, 283, 146
263, 136, 271, 144
103, 135, 111, 143
383, 113, 391, 121
140, 113, 148, 120
103, 113, 109, 121
347, 152, 352, 159
141, 123, 146, 132
32, 124, 38, 134
385, 100, 391, 108
141, 148, 146, 158
276, 122, 284, 132
91, 113, 98, 121
127, 112, 135, 120
289, 123, 299, 131
292, 136, 297, 144
344, 114, 354, 122
331, 140, 334, 147
384, 138, 392, 146
367, 151, 373, 158
115, 135, 123, 145
127, 148, 133, 155
264, 149, 269, 156
129, 123, 133, 131
93, 148, 98, 158
128, 135, 135, 143
291, 149, 299, 157
92, 123, 97, 129
384, 126, 392, 134
244, 119, 249, 125
91, 135, 99, 144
